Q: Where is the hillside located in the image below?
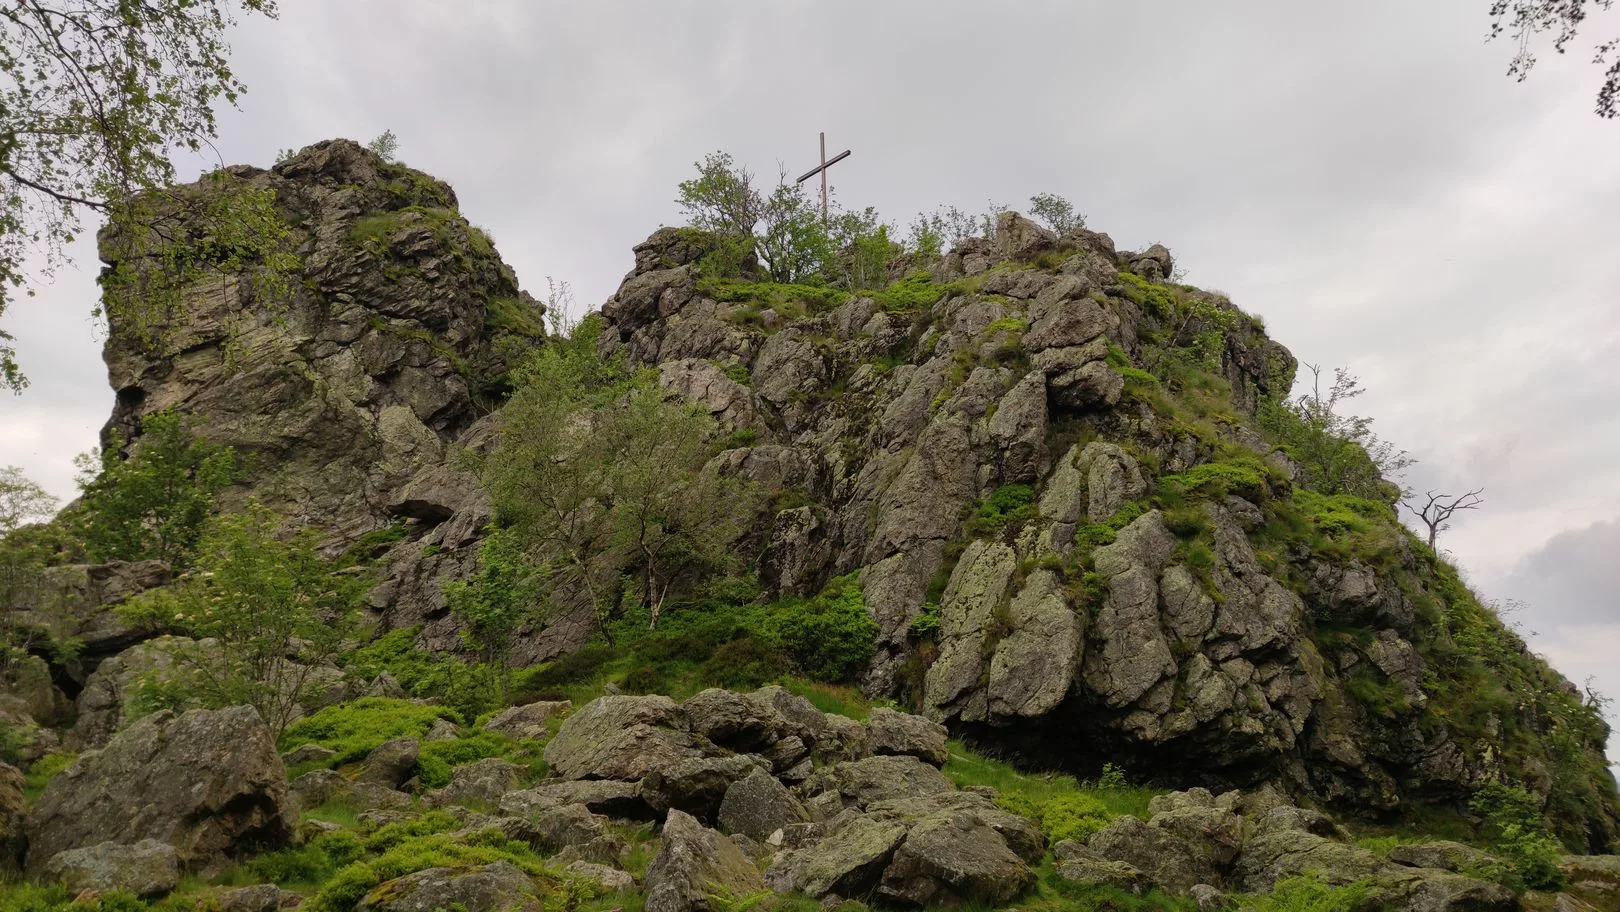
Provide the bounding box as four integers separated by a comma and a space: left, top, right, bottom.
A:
0, 140, 1616, 912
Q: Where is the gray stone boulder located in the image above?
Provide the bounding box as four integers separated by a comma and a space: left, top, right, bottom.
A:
425, 758, 526, 808
499, 779, 650, 819
765, 814, 909, 898
357, 860, 538, 912
718, 770, 810, 842
42, 839, 180, 898
641, 755, 765, 821
356, 737, 419, 788
877, 808, 1035, 905
801, 755, 953, 812
1088, 814, 1226, 894
993, 211, 1057, 261
1387, 841, 1501, 874
216, 884, 303, 912
682, 689, 783, 754
483, 701, 570, 741
544, 695, 709, 781
282, 744, 337, 767
506, 803, 613, 856
1052, 840, 1152, 892
563, 860, 634, 891
69, 635, 210, 750
290, 769, 412, 812
27, 706, 292, 869
866, 708, 949, 767
645, 810, 765, 912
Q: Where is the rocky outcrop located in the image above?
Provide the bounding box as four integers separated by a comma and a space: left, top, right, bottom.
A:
358, 860, 539, 912
42, 839, 181, 898
645, 810, 764, 912
27, 705, 293, 869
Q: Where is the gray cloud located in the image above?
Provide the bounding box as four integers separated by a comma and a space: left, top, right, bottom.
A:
2, 0, 1618, 749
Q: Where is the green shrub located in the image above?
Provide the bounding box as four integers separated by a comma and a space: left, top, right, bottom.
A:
279, 698, 453, 766
758, 574, 877, 682
311, 832, 551, 912
1041, 793, 1115, 843
697, 636, 788, 690
1236, 874, 1375, 911
1469, 783, 1566, 890
415, 729, 543, 789
871, 271, 960, 313
22, 751, 75, 800
1157, 455, 1272, 502
510, 644, 616, 700
966, 484, 1036, 536
247, 830, 365, 886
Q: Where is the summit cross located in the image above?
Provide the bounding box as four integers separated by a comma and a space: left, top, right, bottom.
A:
794, 132, 852, 226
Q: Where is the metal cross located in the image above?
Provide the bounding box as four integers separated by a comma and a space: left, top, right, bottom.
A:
794, 132, 852, 226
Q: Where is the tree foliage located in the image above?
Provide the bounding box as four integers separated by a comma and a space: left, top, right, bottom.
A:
365, 129, 399, 162
1260, 364, 1412, 500
0, 466, 55, 534
1489, 0, 1619, 118
484, 316, 754, 638
0, 0, 279, 389
72, 409, 236, 567
138, 501, 362, 738
444, 527, 535, 702
1028, 191, 1085, 233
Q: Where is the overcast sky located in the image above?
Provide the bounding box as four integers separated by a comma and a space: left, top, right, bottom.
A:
1, 1, 1616, 759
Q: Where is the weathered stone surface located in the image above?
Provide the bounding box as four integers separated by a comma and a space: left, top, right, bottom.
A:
499, 779, 651, 819
923, 540, 1018, 722
43, 839, 180, 898
70, 635, 210, 749
866, 708, 948, 767
987, 369, 1048, 484
564, 860, 634, 891
358, 860, 538, 912
645, 810, 764, 912
483, 701, 570, 741
290, 769, 412, 812
544, 695, 704, 781
640, 755, 763, 821
987, 569, 1083, 718
765, 814, 909, 898
1088, 814, 1225, 894
425, 758, 526, 808
802, 755, 953, 812
0, 761, 25, 868
1052, 840, 1152, 892
878, 808, 1035, 905
217, 884, 303, 912
718, 770, 810, 841
682, 689, 782, 754
1083, 511, 1178, 709
356, 737, 419, 788
1386, 841, 1500, 873
28, 706, 292, 868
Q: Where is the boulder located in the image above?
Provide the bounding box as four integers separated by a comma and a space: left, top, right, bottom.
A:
482, 701, 571, 741
1387, 841, 1501, 874
290, 769, 412, 812
801, 755, 953, 812
543, 695, 707, 781
217, 884, 303, 912
718, 770, 811, 842
865, 708, 949, 767
42, 838, 180, 898
356, 737, 420, 788
640, 755, 764, 821
1052, 840, 1152, 892
282, 744, 338, 767
425, 758, 526, 808
27, 706, 292, 869
1088, 814, 1224, 894
683, 689, 783, 754
645, 810, 764, 912
877, 808, 1036, 905
992, 211, 1057, 261
499, 779, 651, 819
765, 814, 909, 898
509, 803, 611, 855
357, 860, 538, 912
564, 860, 634, 891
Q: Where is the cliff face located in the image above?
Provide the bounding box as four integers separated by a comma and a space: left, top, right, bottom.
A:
595, 220, 1618, 849
80, 146, 1619, 848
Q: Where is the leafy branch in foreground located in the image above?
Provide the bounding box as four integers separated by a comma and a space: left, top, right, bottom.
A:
0, 0, 280, 389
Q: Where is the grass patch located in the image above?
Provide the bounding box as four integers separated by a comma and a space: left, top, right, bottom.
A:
279, 698, 454, 766
942, 741, 1161, 822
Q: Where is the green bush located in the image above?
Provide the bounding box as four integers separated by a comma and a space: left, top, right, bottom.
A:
310, 832, 552, 912
1157, 455, 1272, 502
1469, 783, 1566, 890
1235, 874, 1374, 912
758, 574, 877, 682
697, 636, 788, 690
966, 484, 1036, 536
279, 698, 453, 766
247, 830, 365, 886
416, 729, 542, 789
1040, 793, 1115, 843
871, 271, 959, 313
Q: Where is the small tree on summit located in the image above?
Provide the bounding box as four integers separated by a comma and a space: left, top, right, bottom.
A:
366, 129, 400, 162
677, 152, 761, 235
1029, 192, 1085, 233
1402, 489, 1485, 548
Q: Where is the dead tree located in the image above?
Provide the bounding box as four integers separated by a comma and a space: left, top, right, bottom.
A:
1402, 489, 1485, 548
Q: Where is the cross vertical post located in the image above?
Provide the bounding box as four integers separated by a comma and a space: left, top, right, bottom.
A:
795, 135, 852, 228
819, 132, 829, 226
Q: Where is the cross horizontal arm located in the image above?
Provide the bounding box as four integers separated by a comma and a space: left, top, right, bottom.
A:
795, 149, 851, 184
